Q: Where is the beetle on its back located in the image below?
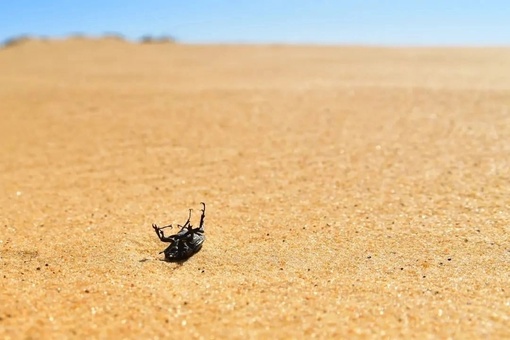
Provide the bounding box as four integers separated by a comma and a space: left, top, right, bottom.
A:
152, 202, 206, 261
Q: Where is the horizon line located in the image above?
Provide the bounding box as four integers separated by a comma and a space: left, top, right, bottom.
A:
2, 33, 510, 49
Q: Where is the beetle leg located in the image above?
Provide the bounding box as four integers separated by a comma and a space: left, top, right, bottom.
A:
153, 224, 171, 241
182, 208, 192, 228
158, 224, 174, 230
198, 202, 206, 229
153, 223, 170, 232
155, 227, 178, 243
174, 209, 193, 232
152, 224, 162, 238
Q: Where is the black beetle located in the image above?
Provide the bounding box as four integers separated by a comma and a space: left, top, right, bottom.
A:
152, 202, 206, 261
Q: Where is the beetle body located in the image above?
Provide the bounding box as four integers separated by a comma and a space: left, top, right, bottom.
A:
152, 202, 206, 261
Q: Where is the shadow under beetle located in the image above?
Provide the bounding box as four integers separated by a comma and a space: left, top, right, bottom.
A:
152, 202, 206, 261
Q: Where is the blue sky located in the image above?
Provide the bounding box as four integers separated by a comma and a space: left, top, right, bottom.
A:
1, 1, 509, 45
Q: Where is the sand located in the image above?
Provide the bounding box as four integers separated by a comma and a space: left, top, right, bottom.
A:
0, 39, 509, 338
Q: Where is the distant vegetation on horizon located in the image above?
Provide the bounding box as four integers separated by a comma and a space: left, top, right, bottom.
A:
0, 33, 176, 49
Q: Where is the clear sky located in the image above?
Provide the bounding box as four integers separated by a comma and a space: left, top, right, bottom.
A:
1, 1, 509, 46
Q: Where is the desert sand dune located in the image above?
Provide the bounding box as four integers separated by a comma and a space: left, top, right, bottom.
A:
0, 39, 509, 338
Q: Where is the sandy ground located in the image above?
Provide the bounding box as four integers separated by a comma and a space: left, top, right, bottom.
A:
0, 38, 509, 338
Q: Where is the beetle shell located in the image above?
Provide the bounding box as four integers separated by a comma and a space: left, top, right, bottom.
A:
153, 203, 206, 262
162, 227, 205, 261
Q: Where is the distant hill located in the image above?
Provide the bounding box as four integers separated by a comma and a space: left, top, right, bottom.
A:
1, 34, 176, 49
1, 35, 36, 48
139, 35, 176, 44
